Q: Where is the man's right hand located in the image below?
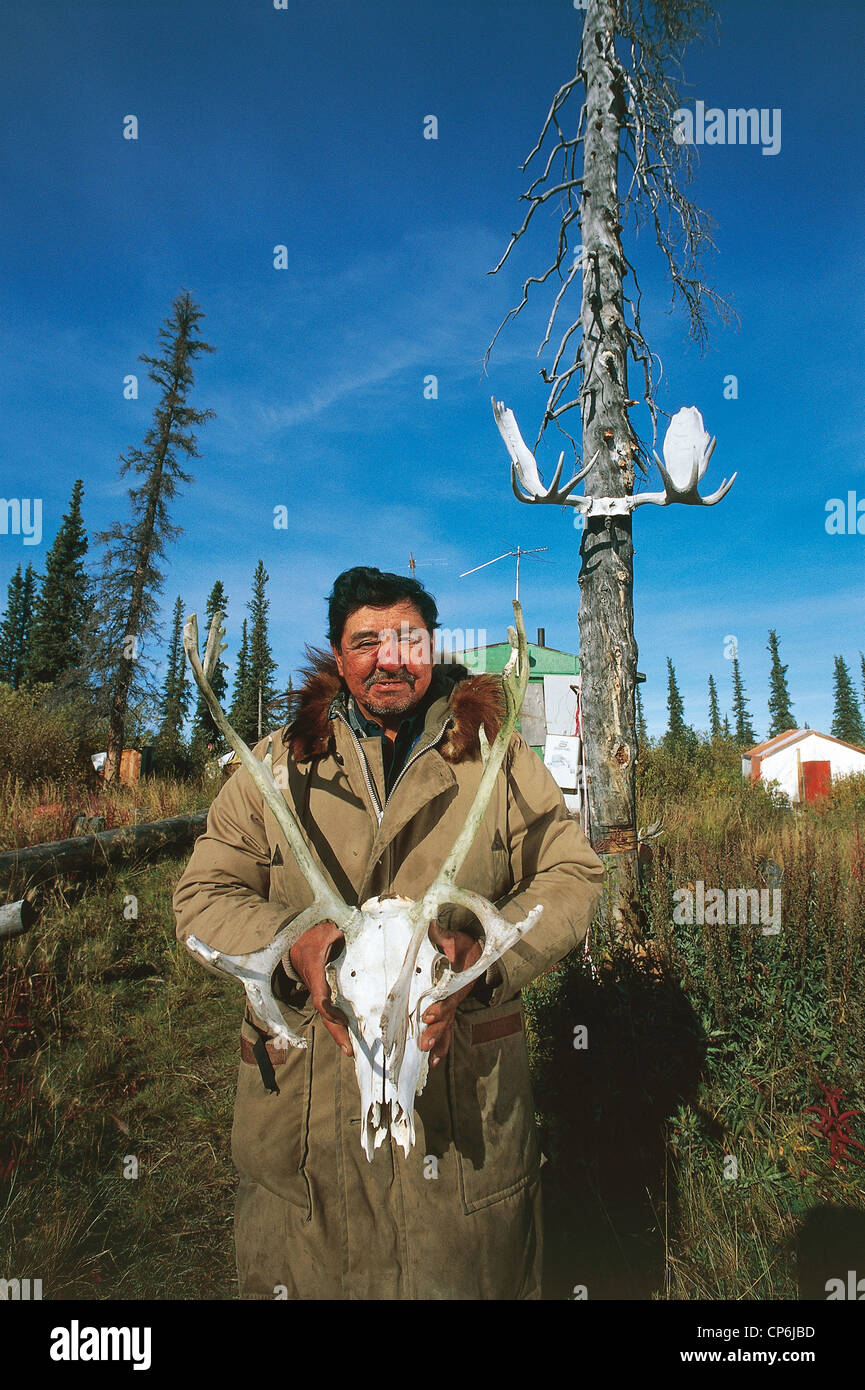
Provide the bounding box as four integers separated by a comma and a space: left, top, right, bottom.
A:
287, 920, 353, 1056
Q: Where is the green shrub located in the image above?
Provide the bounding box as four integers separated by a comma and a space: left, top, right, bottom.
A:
823, 771, 865, 817
637, 737, 790, 844
0, 683, 93, 786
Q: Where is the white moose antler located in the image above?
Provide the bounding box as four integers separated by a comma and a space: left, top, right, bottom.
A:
493, 399, 736, 515
182, 603, 543, 1160
635, 407, 736, 509
492, 397, 597, 509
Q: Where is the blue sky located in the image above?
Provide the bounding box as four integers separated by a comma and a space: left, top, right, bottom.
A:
1, 0, 863, 739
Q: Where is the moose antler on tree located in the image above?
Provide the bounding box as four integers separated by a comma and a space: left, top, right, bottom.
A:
182, 603, 543, 1160
495, 399, 735, 516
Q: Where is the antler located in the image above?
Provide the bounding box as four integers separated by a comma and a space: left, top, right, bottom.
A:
637, 816, 664, 844
492, 397, 596, 508
494, 399, 736, 515
182, 611, 364, 1049
422, 598, 530, 898
379, 600, 543, 1082
633, 429, 735, 509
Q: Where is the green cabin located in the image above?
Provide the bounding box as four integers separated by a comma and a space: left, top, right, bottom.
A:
455, 627, 580, 759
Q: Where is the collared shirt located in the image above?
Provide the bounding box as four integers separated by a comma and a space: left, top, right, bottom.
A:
344, 694, 430, 798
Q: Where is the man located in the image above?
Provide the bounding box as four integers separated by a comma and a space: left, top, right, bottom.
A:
174, 566, 603, 1300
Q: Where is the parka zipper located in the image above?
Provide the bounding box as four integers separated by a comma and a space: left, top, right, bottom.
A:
386, 719, 452, 800
332, 709, 384, 825
331, 708, 453, 826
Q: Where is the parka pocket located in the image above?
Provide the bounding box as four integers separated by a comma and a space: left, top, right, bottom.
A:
448, 998, 541, 1214
231, 1005, 316, 1216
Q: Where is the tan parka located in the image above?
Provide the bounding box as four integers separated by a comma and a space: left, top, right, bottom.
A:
173, 661, 604, 1300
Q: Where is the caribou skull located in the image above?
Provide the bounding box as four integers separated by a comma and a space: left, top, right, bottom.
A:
182, 602, 543, 1160
494, 398, 736, 515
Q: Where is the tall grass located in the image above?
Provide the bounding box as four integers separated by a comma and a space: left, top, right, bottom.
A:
525, 745, 865, 1299
0, 771, 215, 852
0, 857, 238, 1298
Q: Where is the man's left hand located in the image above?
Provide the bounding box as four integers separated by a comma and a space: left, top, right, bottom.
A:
420, 922, 483, 1068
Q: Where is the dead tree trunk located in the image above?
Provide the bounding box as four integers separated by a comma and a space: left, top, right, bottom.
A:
0, 897, 37, 940
577, 0, 640, 923
486, 0, 733, 936
0, 811, 209, 892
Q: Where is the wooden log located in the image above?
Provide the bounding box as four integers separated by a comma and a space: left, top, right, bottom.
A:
0, 811, 210, 891
0, 896, 37, 940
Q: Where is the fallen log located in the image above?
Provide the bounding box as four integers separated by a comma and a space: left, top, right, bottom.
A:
0, 811, 210, 892
0, 896, 37, 940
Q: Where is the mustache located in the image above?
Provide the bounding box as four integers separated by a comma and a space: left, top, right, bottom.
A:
364, 668, 416, 690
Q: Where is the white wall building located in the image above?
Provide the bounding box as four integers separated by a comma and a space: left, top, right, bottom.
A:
742, 729, 865, 804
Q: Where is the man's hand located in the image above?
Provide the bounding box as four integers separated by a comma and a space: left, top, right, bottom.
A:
419, 922, 483, 1068
287, 919, 352, 1056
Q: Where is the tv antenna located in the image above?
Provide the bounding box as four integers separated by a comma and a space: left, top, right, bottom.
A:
408, 551, 448, 577
459, 545, 548, 602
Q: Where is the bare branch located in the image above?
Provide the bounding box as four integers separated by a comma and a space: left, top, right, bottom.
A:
484, 0, 737, 461
522, 72, 583, 167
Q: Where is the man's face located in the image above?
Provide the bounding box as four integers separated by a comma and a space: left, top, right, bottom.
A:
333, 600, 434, 723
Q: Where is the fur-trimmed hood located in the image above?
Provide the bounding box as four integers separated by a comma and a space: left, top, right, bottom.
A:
284, 650, 506, 764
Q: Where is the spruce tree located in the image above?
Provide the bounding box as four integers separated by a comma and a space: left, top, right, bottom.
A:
248, 560, 278, 737
0, 564, 37, 689
722, 714, 731, 739
0, 566, 24, 686
97, 290, 214, 782
663, 658, 689, 753
831, 656, 865, 745
20, 565, 37, 683
860, 652, 865, 710
730, 654, 756, 746
707, 674, 722, 741
154, 596, 190, 768
26, 479, 89, 686
228, 618, 257, 744
191, 580, 229, 754
635, 683, 648, 749
766, 629, 795, 737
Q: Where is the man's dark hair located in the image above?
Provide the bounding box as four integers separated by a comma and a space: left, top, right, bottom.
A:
326, 567, 439, 647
